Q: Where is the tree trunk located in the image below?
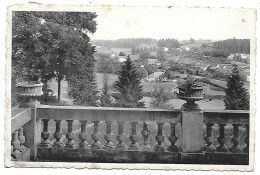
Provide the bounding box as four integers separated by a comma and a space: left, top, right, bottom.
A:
58, 77, 61, 103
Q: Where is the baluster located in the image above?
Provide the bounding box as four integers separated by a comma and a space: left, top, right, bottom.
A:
129, 122, 139, 150
204, 123, 215, 152
217, 124, 228, 152
65, 120, 75, 148
104, 121, 114, 150
11, 130, 21, 159
91, 121, 102, 149
243, 124, 249, 153
116, 121, 126, 150
141, 122, 151, 150
18, 127, 26, 151
39, 119, 51, 147
79, 120, 88, 149
168, 123, 179, 152
155, 122, 165, 152
231, 124, 243, 153
53, 120, 63, 147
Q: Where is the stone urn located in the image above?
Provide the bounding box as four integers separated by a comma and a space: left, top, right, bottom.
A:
177, 78, 204, 111
16, 81, 43, 108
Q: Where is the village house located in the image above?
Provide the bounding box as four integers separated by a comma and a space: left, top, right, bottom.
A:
147, 58, 161, 66
144, 71, 164, 82
117, 56, 126, 62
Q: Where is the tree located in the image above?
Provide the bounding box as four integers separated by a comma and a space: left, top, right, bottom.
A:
139, 51, 151, 62
163, 69, 174, 80
100, 74, 113, 107
131, 47, 136, 55
12, 11, 98, 103
67, 70, 99, 106
114, 56, 145, 108
150, 87, 173, 109
157, 38, 180, 48
190, 38, 195, 44
156, 49, 166, 61
119, 51, 126, 56
136, 67, 148, 79
96, 57, 114, 74
145, 64, 158, 75
213, 38, 250, 54
224, 65, 249, 110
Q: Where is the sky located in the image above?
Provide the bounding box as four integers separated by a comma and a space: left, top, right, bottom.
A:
88, 6, 256, 40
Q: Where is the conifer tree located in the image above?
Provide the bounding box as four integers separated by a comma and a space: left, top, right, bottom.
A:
224, 65, 249, 110
100, 74, 113, 107
114, 55, 145, 108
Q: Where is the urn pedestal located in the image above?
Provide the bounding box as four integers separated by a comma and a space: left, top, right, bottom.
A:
16, 82, 43, 108
177, 87, 204, 111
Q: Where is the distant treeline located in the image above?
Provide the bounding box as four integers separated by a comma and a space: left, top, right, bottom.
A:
91, 38, 157, 48
213, 38, 250, 54
157, 38, 180, 48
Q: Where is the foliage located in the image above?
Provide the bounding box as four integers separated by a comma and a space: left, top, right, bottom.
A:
96, 57, 114, 74
144, 64, 158, 75
213, 38, 250, 54
203, 50, 230, 58
38, 83, 58, 104
156, 49, 166, 61
114, 56, 145, 108
95, 52, 111, 59
139, 51, 151, 61
11, 76, 18, 107
149, 55, 157, 59
12, 11, 98, 104
136, 67, 148, 79
163, 70, 175, 80
178, 77, 201, 89
190, 38, 195, 44
119, 52, 126, 56
224, 65, 249, 110
67, 71, 99, 106
96, 57, 123, 75
150, 87, 173, 109
157, 38, 180, 48
92, 38, 157, 48
100, 74, 113, 107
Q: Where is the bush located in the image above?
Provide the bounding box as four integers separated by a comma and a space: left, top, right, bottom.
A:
150, 87, 173, 109
200, 77, 210, 84
119, 52, 126, 56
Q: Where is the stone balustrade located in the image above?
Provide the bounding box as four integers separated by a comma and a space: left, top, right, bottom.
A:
203, 110, 249, 164
11, 105, 250, 164
35, 105, 182, 163
11, 108, 32, 161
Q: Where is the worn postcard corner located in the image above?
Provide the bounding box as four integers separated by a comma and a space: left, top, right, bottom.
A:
5, 3, 256, 171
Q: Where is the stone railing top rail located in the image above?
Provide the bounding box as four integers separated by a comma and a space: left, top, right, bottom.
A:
36, 105, 181, 112
203, 110, 249, 113
204, 110, 250, 124
11, 105, 250, 126
36, 105, 182, 122
11, 108, 31, 133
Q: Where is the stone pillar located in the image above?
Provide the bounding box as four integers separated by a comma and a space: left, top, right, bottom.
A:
17, 82, 43, 161
181, 111, 204, 153
23, 107, 41, 160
